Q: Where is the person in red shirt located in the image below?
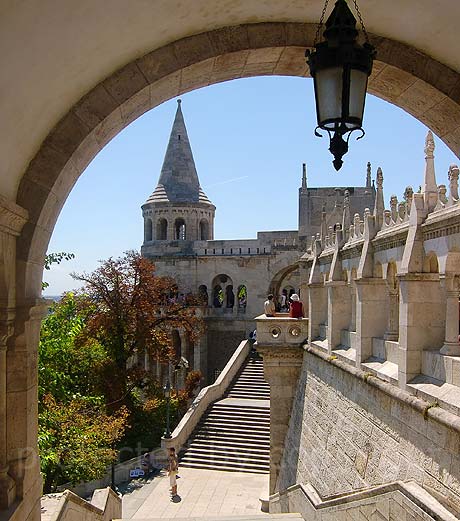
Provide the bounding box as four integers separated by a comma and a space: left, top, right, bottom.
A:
289, 293, 304, 318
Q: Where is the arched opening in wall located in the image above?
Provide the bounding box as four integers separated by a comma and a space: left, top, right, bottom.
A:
237, 285, 247, 312
385, 262, 399, 342
156, 218, 168, 240
174, 218, 186, 240
198, 284, 208, 306
211, 274, 233, 309
144, 218, 153, 242
441, 251, 460, 355
199, 219, 209, 240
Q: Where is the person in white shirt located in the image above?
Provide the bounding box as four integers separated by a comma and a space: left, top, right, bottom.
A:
264, 294, 276, 317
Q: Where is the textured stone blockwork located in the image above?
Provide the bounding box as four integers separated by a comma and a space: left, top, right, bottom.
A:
279, 350, 460, 515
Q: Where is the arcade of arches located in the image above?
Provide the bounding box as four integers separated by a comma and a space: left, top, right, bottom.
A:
2, 2, 460, 520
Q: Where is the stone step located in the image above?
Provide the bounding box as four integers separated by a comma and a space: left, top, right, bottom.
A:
226, 392, 270, 399
179, 460, 269, 474
205, 412, 270, 424
187, 440, 270, 455
179, 453, 270, 471
202, 415, 270, 426
124, 515, 302, 521
191, 433, 270, 446
196, 425, 270, 441
199, 421, 269, 433
183, 448, 269, 465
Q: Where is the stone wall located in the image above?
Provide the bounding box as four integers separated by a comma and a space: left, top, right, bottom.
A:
206, 322, 247, 382
279, 350, 460, 515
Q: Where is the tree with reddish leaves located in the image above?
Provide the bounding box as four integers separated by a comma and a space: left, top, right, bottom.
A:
72, 251, 204, 408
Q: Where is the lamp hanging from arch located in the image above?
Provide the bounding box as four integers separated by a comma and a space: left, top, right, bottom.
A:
306, 0, 375, 171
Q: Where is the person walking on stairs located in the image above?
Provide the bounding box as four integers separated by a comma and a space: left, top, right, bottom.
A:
168, 447, 179, 498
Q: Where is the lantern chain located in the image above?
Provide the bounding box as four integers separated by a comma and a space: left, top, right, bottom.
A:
352, 0, 370, 43
313, 0, 330, 47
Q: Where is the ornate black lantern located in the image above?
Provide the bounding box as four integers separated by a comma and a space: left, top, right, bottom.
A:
306, 0, 375, 170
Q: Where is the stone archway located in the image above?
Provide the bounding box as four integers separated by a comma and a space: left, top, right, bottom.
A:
16, 22, 460, 306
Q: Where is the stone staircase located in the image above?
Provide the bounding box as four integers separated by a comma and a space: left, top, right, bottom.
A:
179, 352, 270, 473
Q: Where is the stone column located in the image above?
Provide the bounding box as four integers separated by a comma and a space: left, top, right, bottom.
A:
350, 282, 357, 332
256, 345, 303, 495
440, 275, 460, 356
384, 287, 399, 341
398, 274, 445, 387
308, 283, 327, 342
0, 315, 15, 509
355, 279, 388, 365
0, 197, 28, 513
325, 281, 351, 352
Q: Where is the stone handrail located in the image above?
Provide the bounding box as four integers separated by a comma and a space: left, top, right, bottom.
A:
255, 314, 309, 346
270, 480, 458, 521
41, 487, 121, 521
161, 339, 251, 451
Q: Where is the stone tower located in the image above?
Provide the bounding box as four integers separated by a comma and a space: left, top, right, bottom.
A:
142, 100, 215, 252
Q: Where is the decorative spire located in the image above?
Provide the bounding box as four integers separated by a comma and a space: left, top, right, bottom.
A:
342, 189, 350, 237
146, 100, 213, 206
301, 163, 307, 191
366, 161, 372, 188
320, 202, 327, 245
422, 130, 438, 212
373, 167, 384, 231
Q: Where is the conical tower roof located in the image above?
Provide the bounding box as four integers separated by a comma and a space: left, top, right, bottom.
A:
145, 100, 213, 206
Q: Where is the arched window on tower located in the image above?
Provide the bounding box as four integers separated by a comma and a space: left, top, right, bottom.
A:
175, 218, 186, 240
156, 218, 167, 240
144, 218, 153, 242
198, 284, 208, 306
200, 219, 209, 240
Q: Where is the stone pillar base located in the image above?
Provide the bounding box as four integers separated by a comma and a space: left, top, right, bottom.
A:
0, 469, 16, 510
440, 342, 460, 356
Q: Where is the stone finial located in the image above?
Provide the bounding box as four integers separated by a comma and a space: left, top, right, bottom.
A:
374, 167, 384, 231
424, 130, 435, 158
390, 195, 398, 223
366, 161, 372, 188
422, 130, 438, 212
438, 184, 448, 205
398, 201, 406, 221
334, 187, 341, 208
301, 163, 307, 191
448, 164, 459, 202
404, 186, 414, 213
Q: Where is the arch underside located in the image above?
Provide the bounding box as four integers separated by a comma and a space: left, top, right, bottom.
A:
16, 22, 460, 300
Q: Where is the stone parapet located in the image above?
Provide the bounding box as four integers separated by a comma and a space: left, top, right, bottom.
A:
255, 315, 308, 347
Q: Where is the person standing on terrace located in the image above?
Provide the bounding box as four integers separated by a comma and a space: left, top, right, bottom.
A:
264, 294, 276, 317
289, 294, 304, 318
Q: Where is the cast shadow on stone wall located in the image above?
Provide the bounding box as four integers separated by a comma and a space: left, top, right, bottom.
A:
276, 354, 307, 491
277, 352, 460, 515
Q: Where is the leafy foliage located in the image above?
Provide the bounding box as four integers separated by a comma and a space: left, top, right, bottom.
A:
42, 252, 75, 290
39, 395, 128, 492
38, 252, 205, 491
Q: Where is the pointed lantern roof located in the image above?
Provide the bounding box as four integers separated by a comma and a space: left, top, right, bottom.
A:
145, 100, 213, 206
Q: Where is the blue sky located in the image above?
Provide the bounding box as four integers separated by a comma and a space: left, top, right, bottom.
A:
44, 76, 458, 295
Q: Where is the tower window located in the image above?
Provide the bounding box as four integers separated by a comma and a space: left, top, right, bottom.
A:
174, 218, 186, 240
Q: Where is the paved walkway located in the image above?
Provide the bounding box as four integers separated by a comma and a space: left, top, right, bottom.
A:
122, 468, 269, 519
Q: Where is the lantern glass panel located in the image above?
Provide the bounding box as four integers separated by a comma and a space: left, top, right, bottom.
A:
347, 68, 368, 128
315, 66, 343, 129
